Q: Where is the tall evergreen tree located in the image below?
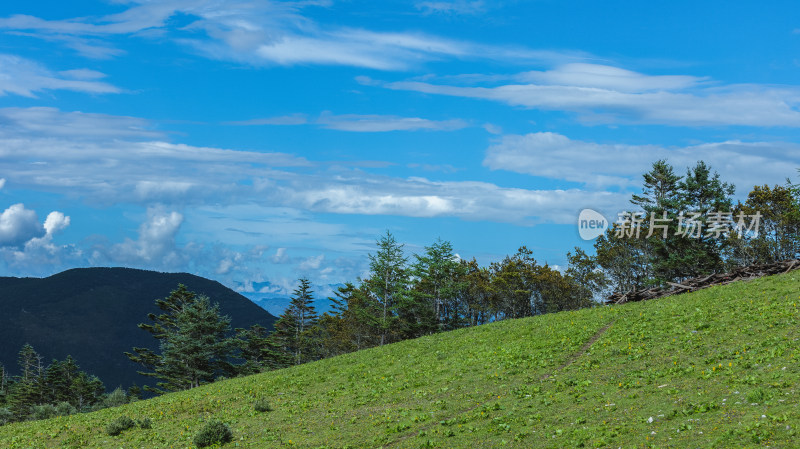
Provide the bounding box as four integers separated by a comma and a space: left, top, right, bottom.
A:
674, 161, 736, 278
271, 278, 319, 364
365, 231, 408, 346
234, 324, 291, 373
126, 285, 235, 393
411, 239, 467, 334
9, 344, 44, 420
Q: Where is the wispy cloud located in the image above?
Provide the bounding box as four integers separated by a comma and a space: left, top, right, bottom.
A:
0, 106, 622, 225
485, 132, 800, 192
317, 112, 468, 132
0, 1, 583, 70
225, 114, 308, 126
0, 54, 120, 97
226, 112, 469, 132
416, 1, 486, 15
371, 63, 800, 127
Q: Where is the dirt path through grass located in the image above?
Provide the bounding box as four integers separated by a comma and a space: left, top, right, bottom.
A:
384, 318, 617, 447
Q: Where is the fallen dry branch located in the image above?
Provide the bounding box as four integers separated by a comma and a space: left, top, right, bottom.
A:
605, 259, 800, 305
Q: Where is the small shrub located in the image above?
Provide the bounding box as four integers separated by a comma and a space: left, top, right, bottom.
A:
194, 420, 233, 447
747, 388, 769, 404
55, 402, 77, 417
31, 404, 57, 420
0, 407, 13, 425
105, 415, 136, 436
138, 417, 152, 429
254, 398, 272, 412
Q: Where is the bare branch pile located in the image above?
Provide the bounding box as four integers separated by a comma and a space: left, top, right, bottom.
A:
606, 259, 800, 305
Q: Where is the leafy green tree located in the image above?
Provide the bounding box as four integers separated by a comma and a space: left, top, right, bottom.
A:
458, 259, 494, 326
126, 285, 235, 393
594, 225, 653, 293
730, 184, 800, 264
566, 247, 609, 302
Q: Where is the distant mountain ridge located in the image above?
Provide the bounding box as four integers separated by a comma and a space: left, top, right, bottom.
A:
0, 267, 277, 391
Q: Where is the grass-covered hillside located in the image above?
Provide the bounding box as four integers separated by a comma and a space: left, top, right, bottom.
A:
3, 272, 799, 448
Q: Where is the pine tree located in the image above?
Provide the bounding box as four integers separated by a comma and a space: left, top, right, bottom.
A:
9, 344, 44, 420
674, 161, 735, 278
271, 278, 319, 364
365, 231, 408, 346
234, 324, 291, 373
410, 238, 467, 334
126, 285, 235, 393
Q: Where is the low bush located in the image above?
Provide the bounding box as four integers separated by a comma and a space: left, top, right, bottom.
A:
194, 420, 233, 447
105, 415, 135, 436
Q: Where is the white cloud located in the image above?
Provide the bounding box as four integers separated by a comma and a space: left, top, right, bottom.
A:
43, 211, 70, 236
225, 114, 308, 126
484, 132, 800, 193
226, 112, 468, 132
379, 64, 800, 127
416, 1, 486, 15
0, 178, 5, 189
0, 204, 44, 247
104, 208, 185, 267
299, 254, 325, 270
280, 176, 627, 224
517, 63, 706, 93
317, 113, 468, 132
0, 54, 120, 97
0, 205, 75, 274
271, 247, 289, 264
0, 1, 582, 70
0, 107, 310, 204
0, 107, 158, 139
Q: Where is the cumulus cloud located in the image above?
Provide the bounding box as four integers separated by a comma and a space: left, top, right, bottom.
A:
0, 54, 120, 97
377, 64, 800, 127
0, 204, 44, 247
43, 211, 70, 236
0, 206, 77, 275
299, 254, 325, 270
102, 208, 186, 267
271, 247, 289, 264
484, 132, 800, 192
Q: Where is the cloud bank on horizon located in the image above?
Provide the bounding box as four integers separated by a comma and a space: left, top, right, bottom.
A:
0, 0, 798, 303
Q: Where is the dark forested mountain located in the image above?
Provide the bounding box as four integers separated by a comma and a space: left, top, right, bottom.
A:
0, 267, 277, 391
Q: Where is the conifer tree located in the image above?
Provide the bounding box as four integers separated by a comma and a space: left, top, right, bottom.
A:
234, 324, 291, 373
365, 231, 408, 346
126, 285, 235, 393
271, 278, 319, 364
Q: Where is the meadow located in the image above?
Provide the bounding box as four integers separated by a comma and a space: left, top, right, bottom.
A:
2, 271, 799, 448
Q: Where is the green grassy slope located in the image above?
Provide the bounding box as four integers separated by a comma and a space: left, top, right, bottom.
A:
3, 272, 799, 448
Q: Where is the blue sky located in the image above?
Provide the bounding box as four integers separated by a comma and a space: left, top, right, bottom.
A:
0, 0, 799, 311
